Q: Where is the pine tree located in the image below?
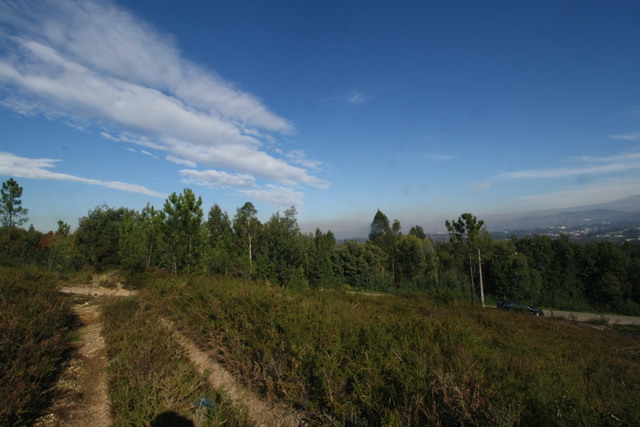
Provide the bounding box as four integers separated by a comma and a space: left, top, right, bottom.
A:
1, 178, 29, 251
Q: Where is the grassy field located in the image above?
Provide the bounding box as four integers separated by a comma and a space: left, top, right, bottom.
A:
146, 275, 640, 426
102, 297, 250, 426
3, 268, 639, 426
0, 267, 76, 425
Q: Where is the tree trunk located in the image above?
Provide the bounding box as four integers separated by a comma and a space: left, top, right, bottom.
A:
469, 250, 476, 304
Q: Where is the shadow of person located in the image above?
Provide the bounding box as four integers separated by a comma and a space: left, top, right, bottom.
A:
150, 411, 195, 427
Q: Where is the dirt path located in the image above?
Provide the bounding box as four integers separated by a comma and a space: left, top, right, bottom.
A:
60, 284, 136, 297
160, 317, 305, 427
546, 309, 640, 325
35, 301, 111, 427
45, 284, 303, 426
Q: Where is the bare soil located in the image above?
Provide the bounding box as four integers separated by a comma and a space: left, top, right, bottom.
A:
35, 301, 110, 427
40, 284, 304, 427
546, 309, 640, 325
59, 283, 136, 298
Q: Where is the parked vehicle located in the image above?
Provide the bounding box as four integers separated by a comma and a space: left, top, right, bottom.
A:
497, 300, 544, 316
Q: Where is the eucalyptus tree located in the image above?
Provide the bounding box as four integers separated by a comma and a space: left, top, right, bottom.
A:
395, 234, 426, 286
368, 210, 402, 284
409, 225, 426, 240
233, 202, 260, 276
445, 213, 486, 303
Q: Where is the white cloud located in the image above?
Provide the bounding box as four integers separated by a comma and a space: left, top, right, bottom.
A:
344, 90, 375, 106
611, 132, 640, 141
166, 155, 197, 168
0, 0, 327, 199
238, 185, 304, 208
165, 139, 330, 188
180, 169, 256, 189
0, 152, 166, 198
285, 149, 322, 169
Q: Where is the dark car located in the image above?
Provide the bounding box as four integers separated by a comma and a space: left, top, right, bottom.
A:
497, 300, 544, 316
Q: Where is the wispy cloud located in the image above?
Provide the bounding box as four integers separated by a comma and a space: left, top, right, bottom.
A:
420, 152, 456, 162
180, 169, 256, 189
238, 185, 304, 208
396, 151, 455, 163
515, 178, 640, 210
285, 149, 322, 170
498, 152, 640, 180
0, 152, 166, 198
166, 155, 196, 168
343, 89, 375, 106
611, 132, 640, 141
473, 181, 492, 191
0, 0, 328, 203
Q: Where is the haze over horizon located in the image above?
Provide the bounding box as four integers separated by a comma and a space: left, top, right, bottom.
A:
1, 0, 639, 238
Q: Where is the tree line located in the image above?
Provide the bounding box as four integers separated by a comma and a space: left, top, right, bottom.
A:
2, 179, 639, 315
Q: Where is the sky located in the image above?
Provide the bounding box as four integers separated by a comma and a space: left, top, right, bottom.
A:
1, 0, 639, 237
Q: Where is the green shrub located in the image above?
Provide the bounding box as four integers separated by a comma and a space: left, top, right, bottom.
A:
0, 266, 76, 425
147, 275, 640, 426
102, 297, 249, 426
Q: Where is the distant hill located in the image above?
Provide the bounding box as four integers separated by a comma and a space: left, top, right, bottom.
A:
483, 195, 640, 242
490, 209, 640, 231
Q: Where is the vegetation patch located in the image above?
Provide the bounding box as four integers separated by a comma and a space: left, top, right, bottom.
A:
149, 275, 640, 426
0, 266, 76, 425
102, 296, 250, 426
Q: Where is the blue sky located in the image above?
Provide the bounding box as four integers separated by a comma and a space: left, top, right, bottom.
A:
1, 0, 639, 237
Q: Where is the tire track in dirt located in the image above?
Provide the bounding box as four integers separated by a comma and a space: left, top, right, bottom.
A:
49, 284, 305, 426
160, 317, 306, 427
35, 301, 110, 427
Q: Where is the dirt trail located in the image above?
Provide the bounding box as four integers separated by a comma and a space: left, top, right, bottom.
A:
547, 309, 640, 325
59, 284, 136, 297
45, 284, 304, 427
35, 301, 111, 427
160, 317, 305, 426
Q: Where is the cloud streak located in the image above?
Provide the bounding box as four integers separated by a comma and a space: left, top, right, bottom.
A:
0, 152, 166, 198
239, 185, 304, 208
611, 132, 640, 141
180, 169, 256, 189
515, 178, 640, 210
344, 89, 375, 106
498, 152, 640, 180
0, 0, 328, 204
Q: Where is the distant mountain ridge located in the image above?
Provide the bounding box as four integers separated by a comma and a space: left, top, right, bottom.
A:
490, 209, 640, 231
484, 195, 640, 241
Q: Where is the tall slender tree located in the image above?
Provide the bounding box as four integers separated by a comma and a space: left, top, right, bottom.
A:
162, 189, 204, 274
206, 204, 234, 274
368, 210, 402, 284
1, 178, 29, 251
446, 213, 486, 304
233, 202, 260, 276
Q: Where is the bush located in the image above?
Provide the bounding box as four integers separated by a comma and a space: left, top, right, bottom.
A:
0, 267, 76, 425
102, 297, 249, 426
147, 275, 640, 426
